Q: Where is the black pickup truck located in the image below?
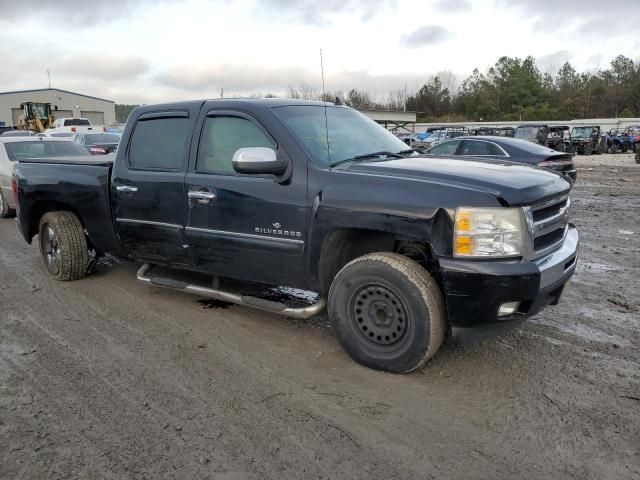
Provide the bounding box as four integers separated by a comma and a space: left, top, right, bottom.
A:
13, 99, 579, 373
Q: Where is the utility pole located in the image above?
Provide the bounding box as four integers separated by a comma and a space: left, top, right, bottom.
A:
220, 88, 224, 99
47, 69, 51, 88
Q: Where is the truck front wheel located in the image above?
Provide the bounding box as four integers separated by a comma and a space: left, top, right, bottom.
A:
38, 211, 89, 281
329, 252, 445, 373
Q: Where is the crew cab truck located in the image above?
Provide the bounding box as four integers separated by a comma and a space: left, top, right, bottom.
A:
13, 99, 579, 373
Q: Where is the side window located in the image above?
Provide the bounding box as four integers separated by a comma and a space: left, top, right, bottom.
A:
486, 142, 506, 156
128, 116, 189, 170
460, 140, 495, 156
428, 140, 460, 155
197, 116, 275, 174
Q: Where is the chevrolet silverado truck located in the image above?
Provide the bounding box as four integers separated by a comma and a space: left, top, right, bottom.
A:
13, 99, 579, 373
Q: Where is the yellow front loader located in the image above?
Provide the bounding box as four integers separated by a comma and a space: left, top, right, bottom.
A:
17, 102, 55, 132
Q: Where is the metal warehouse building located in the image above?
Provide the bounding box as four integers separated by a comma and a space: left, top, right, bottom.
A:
0, 88, 116, 127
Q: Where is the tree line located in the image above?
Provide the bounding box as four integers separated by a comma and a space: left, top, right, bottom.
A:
114, 55, 640, 123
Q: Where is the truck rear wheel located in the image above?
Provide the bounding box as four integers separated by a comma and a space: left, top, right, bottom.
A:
328, 252, 445, 373
38, 211, 89, 281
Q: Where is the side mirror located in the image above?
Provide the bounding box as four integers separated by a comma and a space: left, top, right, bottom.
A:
232, 147, 287, 175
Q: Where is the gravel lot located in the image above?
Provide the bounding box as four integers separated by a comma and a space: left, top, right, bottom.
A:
1, 153, 638, 479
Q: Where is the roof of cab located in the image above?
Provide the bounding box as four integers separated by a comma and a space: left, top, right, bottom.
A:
133, 98, 336, 114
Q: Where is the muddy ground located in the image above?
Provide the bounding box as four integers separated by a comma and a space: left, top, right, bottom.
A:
0, 153, 638, 480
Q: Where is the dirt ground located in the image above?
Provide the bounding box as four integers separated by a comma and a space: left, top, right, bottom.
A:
1, 153, 638, 480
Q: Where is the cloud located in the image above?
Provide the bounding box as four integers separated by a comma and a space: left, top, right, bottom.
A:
54, 55, 149, 81
0, 0, 182, 26
433, 0, 469, 10
499, 0, 635, 34
401, 26, 451, 47
156, 63, 437, 99
254, 0, 396, 25
536, 50, 572, 73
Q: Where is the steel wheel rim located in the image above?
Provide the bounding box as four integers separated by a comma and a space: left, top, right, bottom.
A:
41, 225, 61, 274
351, 284, 408, 346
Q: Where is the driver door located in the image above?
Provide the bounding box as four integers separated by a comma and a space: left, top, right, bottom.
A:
184, 110, 308, 287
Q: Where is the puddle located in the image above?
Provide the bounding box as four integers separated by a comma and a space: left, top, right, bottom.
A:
197, 299, 232, 310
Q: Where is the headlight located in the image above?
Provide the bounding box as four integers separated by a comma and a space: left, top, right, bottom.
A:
454, 207, 524, 258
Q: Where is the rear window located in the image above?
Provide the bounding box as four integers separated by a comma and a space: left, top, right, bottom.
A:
5, 141, 89, 160
460, 140, 504, 156
128, 117, 189, 170
63, 119, 91, 126
84, 133, 121, 144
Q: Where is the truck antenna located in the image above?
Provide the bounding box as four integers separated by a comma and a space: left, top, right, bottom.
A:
320, 49, 331, 166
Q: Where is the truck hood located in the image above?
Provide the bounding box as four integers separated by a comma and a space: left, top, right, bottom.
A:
343, 156, 570, 206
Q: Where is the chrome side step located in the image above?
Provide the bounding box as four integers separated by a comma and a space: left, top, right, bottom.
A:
136, 263, 326, 319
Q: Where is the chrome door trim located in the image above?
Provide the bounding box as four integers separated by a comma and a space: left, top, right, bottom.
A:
115, 218, 182, 229
185, 226, 304, 245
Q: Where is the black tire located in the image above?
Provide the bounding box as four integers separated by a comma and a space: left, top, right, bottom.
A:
329, 252, 445, 373
38, 211, 89, 281
0, 191, 13, 218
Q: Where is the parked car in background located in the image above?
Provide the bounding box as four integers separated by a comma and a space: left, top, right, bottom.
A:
0, 130, 34, 137
72, 132, 121, 155
571, 126, 606, 154
0, 126, 17, 135
0, 137, 92, 217
36, 131, 75, 138
424, 136, 577, 182
47, 117, 103, 135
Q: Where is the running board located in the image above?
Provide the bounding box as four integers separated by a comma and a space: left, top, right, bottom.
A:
136, 264, 326, 319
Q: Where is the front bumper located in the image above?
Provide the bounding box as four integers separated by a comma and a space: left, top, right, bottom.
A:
439, 226, 578, 342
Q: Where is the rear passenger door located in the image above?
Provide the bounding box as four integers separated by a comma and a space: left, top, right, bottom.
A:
112, 109, 198, 266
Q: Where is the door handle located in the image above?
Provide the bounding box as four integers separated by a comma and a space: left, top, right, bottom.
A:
188, 190, 217, 204
116, 185, 138, 193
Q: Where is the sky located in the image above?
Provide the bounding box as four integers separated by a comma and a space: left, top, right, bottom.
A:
0, 0, 637, 104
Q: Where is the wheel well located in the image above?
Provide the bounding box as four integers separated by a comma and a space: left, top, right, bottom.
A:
317, 228, 436, 294
28, 201, 85, 242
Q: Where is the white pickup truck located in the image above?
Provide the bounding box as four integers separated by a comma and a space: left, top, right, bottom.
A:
46, 117, 104, 135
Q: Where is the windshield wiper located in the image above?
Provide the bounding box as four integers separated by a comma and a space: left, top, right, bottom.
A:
331, 150, 405, 168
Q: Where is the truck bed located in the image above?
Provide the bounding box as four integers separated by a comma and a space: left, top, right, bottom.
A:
14, 157, 124, 257
17, 155, 115, 166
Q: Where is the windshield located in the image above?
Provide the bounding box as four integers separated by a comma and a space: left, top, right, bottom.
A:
63, 119, 91, 126
32, 104, 48, 118
273, 105, 408, 166
515, 127, 540, 139
572, 127, 595, 138
83, 133, 120, 144
5, 141, 89, 160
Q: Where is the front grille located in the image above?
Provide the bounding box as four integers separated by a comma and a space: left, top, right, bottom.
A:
534, 228, 565, 251
532, 197, 568, 222
531, 194, 569, 257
